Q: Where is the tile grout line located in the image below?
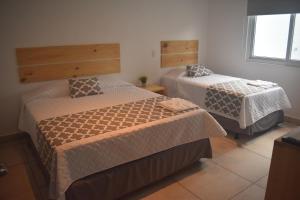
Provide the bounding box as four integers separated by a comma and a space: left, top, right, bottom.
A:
176, 181, 204, 200
241, 145, 272, 160
223, 135, 273, 160
176, 162, 263, 200
209, 159, 256, 183
227, 183, 257, 200
212, 137, 272, 180
253, 175, 268, 190
212, 137, 272, 161
176, 156, 264, 200
211, 160, 253, 183
237, 143, 272, 189
210, 136, 271, 199
1, 139, 44, 200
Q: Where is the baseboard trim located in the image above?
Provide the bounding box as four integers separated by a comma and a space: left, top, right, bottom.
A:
0, 132, 28, 144
284, 116, 300, 125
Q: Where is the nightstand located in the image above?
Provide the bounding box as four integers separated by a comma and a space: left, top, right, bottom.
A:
141, 84, 165, 94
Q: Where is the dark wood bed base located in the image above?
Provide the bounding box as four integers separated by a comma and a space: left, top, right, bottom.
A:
65, 138, 212, 200
27, 135, 212, 200
211, 110, 284, 138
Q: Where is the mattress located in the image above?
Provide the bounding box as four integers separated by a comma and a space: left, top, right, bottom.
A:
161, 69, 291, 129
18, 78, 226, 200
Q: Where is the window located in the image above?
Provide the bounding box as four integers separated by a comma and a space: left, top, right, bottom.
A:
291, 14, 300, 60
248, 13, 300, 65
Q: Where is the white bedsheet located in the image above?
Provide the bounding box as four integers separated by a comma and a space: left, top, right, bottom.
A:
18, 80, 226, 200
161, 69, 292, 129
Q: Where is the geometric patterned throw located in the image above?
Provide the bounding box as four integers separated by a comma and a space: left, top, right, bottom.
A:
69, 77, 103, 98
37, 96, 199, 171
205, 80, 265, 119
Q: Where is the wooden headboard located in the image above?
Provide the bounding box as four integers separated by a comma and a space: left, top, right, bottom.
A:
160, 40, 198, 68
16, 43, 120, 83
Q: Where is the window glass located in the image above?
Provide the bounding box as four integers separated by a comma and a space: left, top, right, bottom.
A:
253, 14, 290, 59
291, 14, 300, 60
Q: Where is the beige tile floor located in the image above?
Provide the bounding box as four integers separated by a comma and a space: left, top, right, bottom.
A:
0, 139, 37, 200
0, 122, 298, 200
124, 122, 298, 200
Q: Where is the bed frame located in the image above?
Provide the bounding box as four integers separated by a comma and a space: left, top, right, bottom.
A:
16, 43, 212, 200
65, 139, 211, 200
160, 40, 199, 68
27, 134, 211, 200
16, 43, 120, 83
211, 110, 284, 139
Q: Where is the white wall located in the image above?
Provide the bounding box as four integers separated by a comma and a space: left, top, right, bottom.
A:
206, 0, 300, 120
0, 0, 209, 135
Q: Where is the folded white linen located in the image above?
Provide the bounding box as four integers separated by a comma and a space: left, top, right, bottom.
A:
247, 80, 278, 89
159, 98, 198, 112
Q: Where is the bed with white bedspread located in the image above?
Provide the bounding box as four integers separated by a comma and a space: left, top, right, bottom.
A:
161, 68, 291, 134
19, 77, 226, 200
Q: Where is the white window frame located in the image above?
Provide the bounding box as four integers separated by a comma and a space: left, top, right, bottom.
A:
246, 14, 300, 67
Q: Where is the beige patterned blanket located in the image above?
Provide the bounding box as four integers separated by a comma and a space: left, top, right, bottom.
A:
37, 96, 199, 171
36, 96, 215, 199
205, 80, 265, 119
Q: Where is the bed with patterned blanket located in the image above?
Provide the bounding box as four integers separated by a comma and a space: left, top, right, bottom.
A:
19, 78, 226, 200
161, 69, 291, 135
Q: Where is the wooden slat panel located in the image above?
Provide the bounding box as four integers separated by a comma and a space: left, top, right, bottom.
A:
16, 43, 120, 66
16, 43, 121, 83
18, 59, 120, 83
161, 53, 198, 68
161, 40, 198, 54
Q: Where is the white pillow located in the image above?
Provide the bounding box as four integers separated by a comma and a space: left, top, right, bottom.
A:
96, 75, 133, 89
21, 80, 69, 103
